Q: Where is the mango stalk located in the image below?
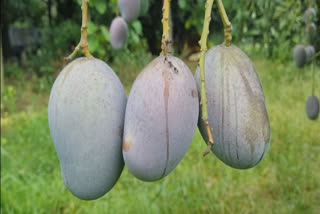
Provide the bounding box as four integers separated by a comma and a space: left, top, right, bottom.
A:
161, 0, 171, 56
216, 0, 232, 47
65, 0, 91, 61
199, 0, 215, 156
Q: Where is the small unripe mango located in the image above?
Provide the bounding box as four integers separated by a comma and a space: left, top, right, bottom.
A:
118, 0, 140, 21
304, 8, 316, 24
305, 45, 315, 62
306, 95, 319, 120
110, 17, 128, 50
293, 45, 307, 68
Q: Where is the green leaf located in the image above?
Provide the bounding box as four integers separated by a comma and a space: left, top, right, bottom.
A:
100, 26, 110, 42
97, 47, 106, 56
131, 21, 142, 35
95, 0, 107, 14
185, 18, 192, 29
178, 0, 187, 9
130, 31, 140, 44
88, 22, 98, 34
88, 0, 96, 7
247, 29, 260, 36
88, 36, 100, 52
40, 66, 54, 73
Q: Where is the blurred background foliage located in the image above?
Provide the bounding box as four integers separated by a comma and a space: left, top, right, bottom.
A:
2, 0, 320, 66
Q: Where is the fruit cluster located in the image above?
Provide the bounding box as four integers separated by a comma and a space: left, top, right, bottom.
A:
110, 0, 149, 49
48, 0, 270, 201
293, 7, 317, 68
295, 7, 320, 120
291, 7, 319, 120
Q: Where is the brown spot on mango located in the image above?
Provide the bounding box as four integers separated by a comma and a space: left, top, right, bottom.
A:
123, 139, 132, 152
191, 89, 198, 98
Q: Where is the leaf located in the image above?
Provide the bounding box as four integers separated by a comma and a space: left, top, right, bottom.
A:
95, 0, 107, 14
88, 36, 100, 52
270, 27, 278, 37
100, 26, 110, 42
88, 22, 98, 34
131, 21, 142, 35
97, 47, 106, 56
88, 0, 96, 7
178, 0, 187, 9
40, 66, 54, 73
247, 29, 260, 36
185, 18, 192, 29
130, 31, 140, 44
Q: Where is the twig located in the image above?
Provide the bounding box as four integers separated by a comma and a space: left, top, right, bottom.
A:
199, 0, 215, 157
65, 0, 91, 61
216, 0, 232, 46
161, 0, 171, 56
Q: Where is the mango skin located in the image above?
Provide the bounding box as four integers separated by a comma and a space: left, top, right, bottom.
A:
293, 45, 307, 68
304, 8, 316, 24
305, 45, 315, 62
48, 57, 126, 200
306, 23, 317, 42
118, 0, 140, 21
306, 95, 319, 120
139, 0, 149, 16
123, 56, 199, 181
110, 17, 128, 50
195, 45, 270, 169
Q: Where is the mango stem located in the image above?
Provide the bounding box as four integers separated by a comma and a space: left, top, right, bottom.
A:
65, 0, 91, 61
216, 0, 232, 47
199, 0, 215, 157
161, 0, 171, 56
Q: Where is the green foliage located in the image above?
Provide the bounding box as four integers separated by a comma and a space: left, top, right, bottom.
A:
84, 0, 148, 61
4, 62, 24, 80
0, 75, 53, 116
170, 0, 319, 60
1, 85, 17, 114
3, 0, 319, 80
85, 18, 148, 62
32, 76, 54, 93
5, 0, 47, 27
176, 0, 212, 34
4, 0, 149, 78
42, 20, 80, 59
222, 0, 320, 61
4, 57, 55, 92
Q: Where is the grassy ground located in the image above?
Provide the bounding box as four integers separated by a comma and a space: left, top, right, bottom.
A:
1, 57, 320, 214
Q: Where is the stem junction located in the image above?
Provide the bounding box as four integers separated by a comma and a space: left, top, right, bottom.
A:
216, 0, 232, 46
65, 0, 91, 61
